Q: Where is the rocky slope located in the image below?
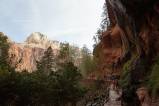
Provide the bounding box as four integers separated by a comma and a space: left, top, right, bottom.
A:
8, 32, 60, 72
94, 0, 159, 105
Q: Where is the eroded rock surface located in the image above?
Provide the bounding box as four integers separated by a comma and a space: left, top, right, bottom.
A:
8, 32, 60, 72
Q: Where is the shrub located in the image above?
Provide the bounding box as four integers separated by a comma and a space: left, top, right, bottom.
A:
147, 57, 159, 96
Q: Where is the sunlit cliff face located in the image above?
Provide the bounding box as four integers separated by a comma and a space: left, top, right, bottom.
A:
26, 32, 60, 49
26, 32, 48, 44
8, 32, 60, 72
98, 25, 123, 77
102, 25, 123, 66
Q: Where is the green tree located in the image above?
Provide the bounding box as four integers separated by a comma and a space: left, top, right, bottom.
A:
55, 62, 85, 106
69, 45, 80, 63
0, 32, 10, 70
58, 43, 80, 64
0, 34, 85, 106
148, 57, 159, 96
80, 45, 97, 77
37, 46, 56, 75
0, 69, 56, 106
58, 43, 70, 62
93, 1, 110, 46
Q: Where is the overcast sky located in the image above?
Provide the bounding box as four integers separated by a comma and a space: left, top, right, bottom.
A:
0, 0, 104, 50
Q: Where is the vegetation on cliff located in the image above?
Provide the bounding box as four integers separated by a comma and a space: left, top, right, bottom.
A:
80, 46, 97, 77
1, 0, 159, 105
0, 33, 87, 106
148, 57, 159, 97
93, 0, 159, 105
0, 33, 10, 70
37, 46, 57, 75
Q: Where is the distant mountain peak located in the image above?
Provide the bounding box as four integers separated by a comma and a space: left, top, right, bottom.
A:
25, 32, 60, 49
26, 32, 48, 44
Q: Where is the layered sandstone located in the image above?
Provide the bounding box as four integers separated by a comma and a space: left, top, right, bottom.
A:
95, 0, 159, 105
94, 25, 123, 80
8, 32, 60, 72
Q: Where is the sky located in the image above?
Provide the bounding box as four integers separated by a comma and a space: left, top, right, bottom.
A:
0, 0, 104, 50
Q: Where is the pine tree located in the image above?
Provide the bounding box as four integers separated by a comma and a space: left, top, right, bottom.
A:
0, 32, 10, 70
80, 45, 97, 77
58, 43, 70, 62
93, 1, 110, 46
58, 43, 79, 64
37, 46, 56, 75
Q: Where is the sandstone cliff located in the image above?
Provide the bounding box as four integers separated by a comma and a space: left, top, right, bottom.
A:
8, 32, 60, 72
94, 0, 159, 105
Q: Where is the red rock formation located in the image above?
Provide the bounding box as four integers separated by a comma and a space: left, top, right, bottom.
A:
9, 43, 46, 72
8, 32, 60, 72
95, 25, 123, 80
136, 87, 151, 106
95, 0, 159, 105
8, 32, 82, 72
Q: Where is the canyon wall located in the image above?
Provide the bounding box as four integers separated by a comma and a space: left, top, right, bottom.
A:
8, 32, 82, 72
8, 32, 60, 72
94, 0, 159, 105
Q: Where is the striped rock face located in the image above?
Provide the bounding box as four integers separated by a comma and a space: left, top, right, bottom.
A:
8, 32, 82, 72
8, 32, 60, 72
9, 43, 50, 72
